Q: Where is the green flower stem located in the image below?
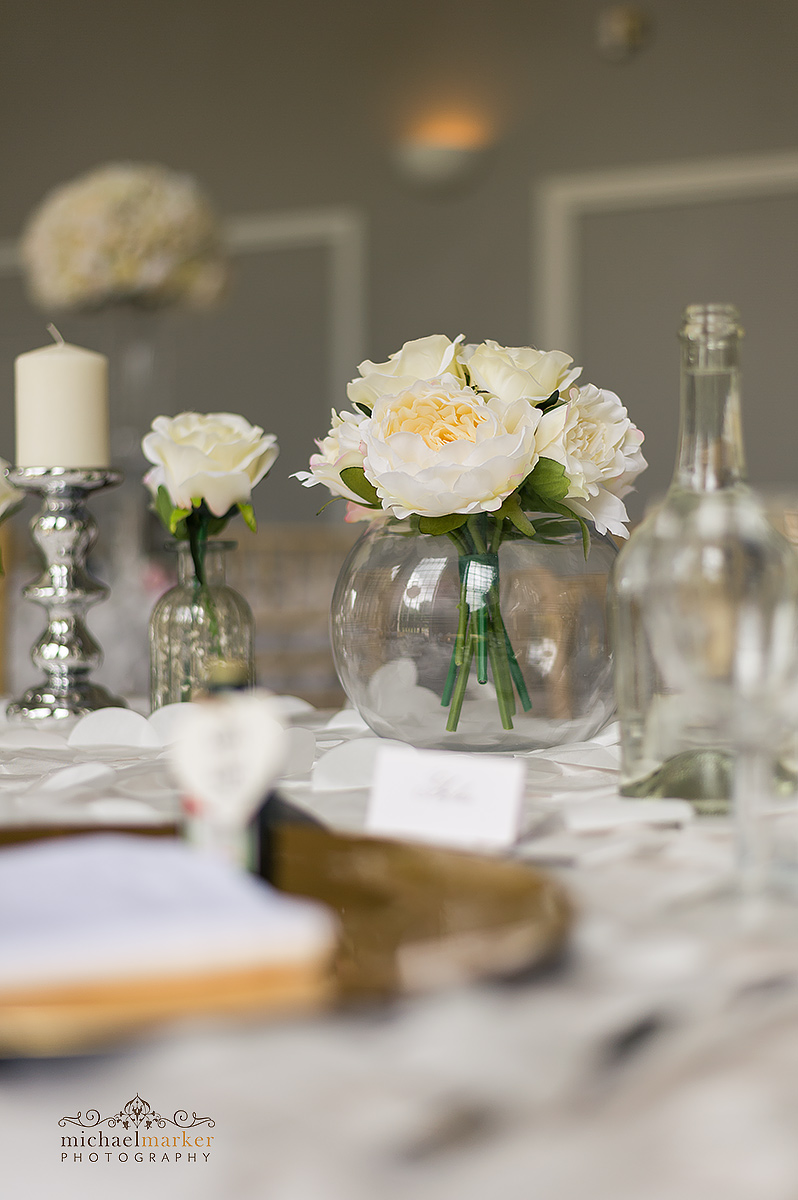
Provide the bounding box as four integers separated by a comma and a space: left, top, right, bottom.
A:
466, 514, 487, 554
187, 515, 221, 653
438, 513, 535, 732
454, 575, 470, 668
485, 571, 516, 728
500, 618, 533, 712
486, 623, 516, 729
475, 604, 488, 684
446, 527, 471, 556
441, 646, 459, 708
442, 528, 472, 709
446, 619, 474, 732
188, 518, 208, 587
489, 516, 504, 553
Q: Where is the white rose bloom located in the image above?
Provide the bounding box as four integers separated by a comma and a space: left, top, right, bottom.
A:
293, 408, 369, 504
463, 340, 582, 404
143, 412, 278, 516
361, 375, 566, 519
549, 384, 646, 538
347, 334, 466, 410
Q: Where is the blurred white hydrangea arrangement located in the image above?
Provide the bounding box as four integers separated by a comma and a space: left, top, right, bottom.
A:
20, 162, 228, 311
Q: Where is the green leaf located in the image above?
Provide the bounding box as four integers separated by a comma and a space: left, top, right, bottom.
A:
205, 516, 232, 537
537, 389, 562, 413
497, 493, 537, 538
169, 506, 192, 535
576, 513, 591, 558
152, 485, 190, 536
339, 466, 381, 507
237, 502, 257, 532
154, 485, 173, 527
417, 513, 469, 536
521, 457, 570, 504
526, 493, 591, 559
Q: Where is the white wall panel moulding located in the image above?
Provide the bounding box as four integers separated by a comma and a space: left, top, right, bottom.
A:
533, 150, 798, 353
0, 206, 367, 414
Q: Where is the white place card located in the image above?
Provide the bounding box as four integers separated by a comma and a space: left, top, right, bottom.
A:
366, 744, 525, 850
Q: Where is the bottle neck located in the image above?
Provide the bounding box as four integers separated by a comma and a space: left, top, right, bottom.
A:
176, 540, 231, 586
672, 310, 746, 493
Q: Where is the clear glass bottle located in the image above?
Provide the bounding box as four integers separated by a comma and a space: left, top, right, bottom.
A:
610, 304, 798, 812
149, 540, 254, 710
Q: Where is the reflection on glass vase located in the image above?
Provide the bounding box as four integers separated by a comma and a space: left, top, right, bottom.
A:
330, 513, 618, 752
149, 540, 254, 710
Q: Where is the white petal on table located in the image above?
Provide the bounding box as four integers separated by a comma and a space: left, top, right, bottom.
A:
281, 727, 317, 778
591, 720, 621, 746
322, 708, 373, 736
528, 743, 621, 773
268, 694, 318, 720
528, 773, 620, 799
35, 761, 117, 793
146, 702, 204, 745
113, 766, 181, 802
312, 737, 408, 792
67, 708, 162, 748
0, 749, 83, 779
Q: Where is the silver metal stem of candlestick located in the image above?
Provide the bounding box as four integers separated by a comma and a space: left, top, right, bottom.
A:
6, 467, 127, 720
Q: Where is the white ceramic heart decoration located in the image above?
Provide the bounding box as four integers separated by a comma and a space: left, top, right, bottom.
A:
168, 692, 288, 829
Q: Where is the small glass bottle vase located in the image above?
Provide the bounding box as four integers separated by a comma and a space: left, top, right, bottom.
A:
149, 540, 254, 710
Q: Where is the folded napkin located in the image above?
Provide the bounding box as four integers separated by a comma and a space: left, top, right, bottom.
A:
0, 834, 337, 994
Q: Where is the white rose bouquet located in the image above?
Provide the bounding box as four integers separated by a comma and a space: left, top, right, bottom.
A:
143, 412, 278, 587
296, 334, 646, 732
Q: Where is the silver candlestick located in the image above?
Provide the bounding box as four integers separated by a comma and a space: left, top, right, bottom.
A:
7, 467, 127, 720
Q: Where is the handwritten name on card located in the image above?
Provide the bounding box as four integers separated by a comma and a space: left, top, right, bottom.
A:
367, 744, 525, 850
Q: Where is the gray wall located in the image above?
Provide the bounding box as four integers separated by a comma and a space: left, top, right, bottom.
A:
0, 0, 796, 523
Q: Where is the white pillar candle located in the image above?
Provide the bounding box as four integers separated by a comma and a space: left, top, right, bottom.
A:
15, 338, 110, 468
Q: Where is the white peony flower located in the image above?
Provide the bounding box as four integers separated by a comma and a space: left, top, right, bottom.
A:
142, 412, 278, 517
549, 384, 646, 538
347, 334, 466, 410
293, 407, 370, 504
360, 376, 566, 519
565, 487, 636, 539
462, 340, 581, 404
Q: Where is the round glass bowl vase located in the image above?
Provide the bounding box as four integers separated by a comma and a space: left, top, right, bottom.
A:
149, 540, 254, 710
330, 514, 618, 752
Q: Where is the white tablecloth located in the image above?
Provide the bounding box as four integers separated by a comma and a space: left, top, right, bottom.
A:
3, 702, 798, 1200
